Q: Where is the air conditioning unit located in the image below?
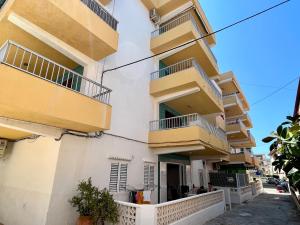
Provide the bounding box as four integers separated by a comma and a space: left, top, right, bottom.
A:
149, 8, 160, 24
0, 139, 8, 158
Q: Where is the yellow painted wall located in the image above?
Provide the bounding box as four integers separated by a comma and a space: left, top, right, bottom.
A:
0, 65, 111, 132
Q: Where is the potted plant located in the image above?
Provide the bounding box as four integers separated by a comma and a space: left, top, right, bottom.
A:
70, 178, 119, 225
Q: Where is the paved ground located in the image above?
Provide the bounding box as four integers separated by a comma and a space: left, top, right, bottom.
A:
204, 184, 300, 225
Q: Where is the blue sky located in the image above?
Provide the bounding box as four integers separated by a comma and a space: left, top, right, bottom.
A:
201, 0, 300, 156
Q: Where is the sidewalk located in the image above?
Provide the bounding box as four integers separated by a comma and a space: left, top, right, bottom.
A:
204, 185, 300, 225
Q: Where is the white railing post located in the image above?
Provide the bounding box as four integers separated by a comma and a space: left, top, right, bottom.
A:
136, 205, 157, 225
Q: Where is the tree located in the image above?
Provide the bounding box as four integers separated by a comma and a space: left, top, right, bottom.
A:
95, 189, 119, 225
70, 178, 119, 225
262, 115, 300, 191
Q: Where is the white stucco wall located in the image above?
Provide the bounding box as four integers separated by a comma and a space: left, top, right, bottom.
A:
45, 134, 157, 225
91, 0, 157, 142
0, 137, 60, 225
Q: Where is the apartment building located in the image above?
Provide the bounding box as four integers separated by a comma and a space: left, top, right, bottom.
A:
215, 72, 257, 172
255, 154, 271, 175
0, 1, 251, 225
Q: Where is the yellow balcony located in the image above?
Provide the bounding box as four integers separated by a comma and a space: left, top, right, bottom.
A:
150, 12, 218, 76
226, 120, 248, 140
229, 130, 256, 148
230, 150, 252, 165
148, 113, 229, 155
150, 58, 223, 114
99, 0, 111, 5
142, 0, 216, 45
218, 72, 249, 111
0, 41, 111, 133
241, 113, 253, 128
252, 156, 260, 168
0, 0, 118, 60
223, 94, 244, 117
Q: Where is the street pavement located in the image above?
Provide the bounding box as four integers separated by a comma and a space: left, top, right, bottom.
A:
204, 184, 300, 225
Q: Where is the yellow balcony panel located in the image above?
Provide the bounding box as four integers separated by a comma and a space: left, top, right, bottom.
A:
0, 126, 31, 140
218, 71, 250, 111
156, 0, 189, 16
226, 120, 248, 140
150, 59, 223, 114
150, 12, 218, 76
229, 131, 256, 148
98, 0, 111, 5
252, 156, 260, 168
141, 0, 156, 9
1, 0, 119, 60
0, 41, 112, 133
223, 94, 244, 117
149, 1, 216, 45
148, 114, 229, 154
241, 113, 253, 128
230, 151, 252, 165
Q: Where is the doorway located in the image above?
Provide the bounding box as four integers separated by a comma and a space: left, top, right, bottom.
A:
167, 164, 180, 201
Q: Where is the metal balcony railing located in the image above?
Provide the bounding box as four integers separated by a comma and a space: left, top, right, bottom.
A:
149, 113, 227, 142
151, 12, 217, 64
0, 0, 7, 9
0, 40, 111, 104
81, 0, 118, 30
150, 58, 222, 101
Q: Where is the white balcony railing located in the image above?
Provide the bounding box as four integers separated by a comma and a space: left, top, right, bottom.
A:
151, 12, 217, 63
150, 58, 222, 101
81, 0, 118, 30
0, 40, 111, 104
149, 113, 227, 142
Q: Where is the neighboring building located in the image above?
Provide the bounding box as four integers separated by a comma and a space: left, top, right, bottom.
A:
255, 154, 271, 175
0, 1, 251, 225
215, 72, 257, 172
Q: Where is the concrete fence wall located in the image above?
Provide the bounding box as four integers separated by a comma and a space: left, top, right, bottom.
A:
116, 190, 225, 225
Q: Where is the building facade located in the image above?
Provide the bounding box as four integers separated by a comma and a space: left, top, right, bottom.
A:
0, 1, 254, 225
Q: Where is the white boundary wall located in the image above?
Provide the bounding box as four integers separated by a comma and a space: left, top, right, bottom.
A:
117, 190, 225, 225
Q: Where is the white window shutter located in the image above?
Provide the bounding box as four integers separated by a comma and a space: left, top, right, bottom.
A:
109, 163, 119, 192
144, 165, 150, 190
119, 164, 128, 192
149, 165, 155, 190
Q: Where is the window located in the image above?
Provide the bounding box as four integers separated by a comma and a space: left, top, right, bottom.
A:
109, 162, 128, 192
144, 164, 155, 190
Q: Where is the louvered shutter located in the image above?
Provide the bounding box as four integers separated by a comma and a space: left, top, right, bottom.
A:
144, 165, 150, 190
119, 163, 128, 192
109, 163, 119, 192
149, 165, 155, 190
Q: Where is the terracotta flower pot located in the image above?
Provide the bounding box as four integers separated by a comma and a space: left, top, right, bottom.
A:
77, 216, 93, 225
